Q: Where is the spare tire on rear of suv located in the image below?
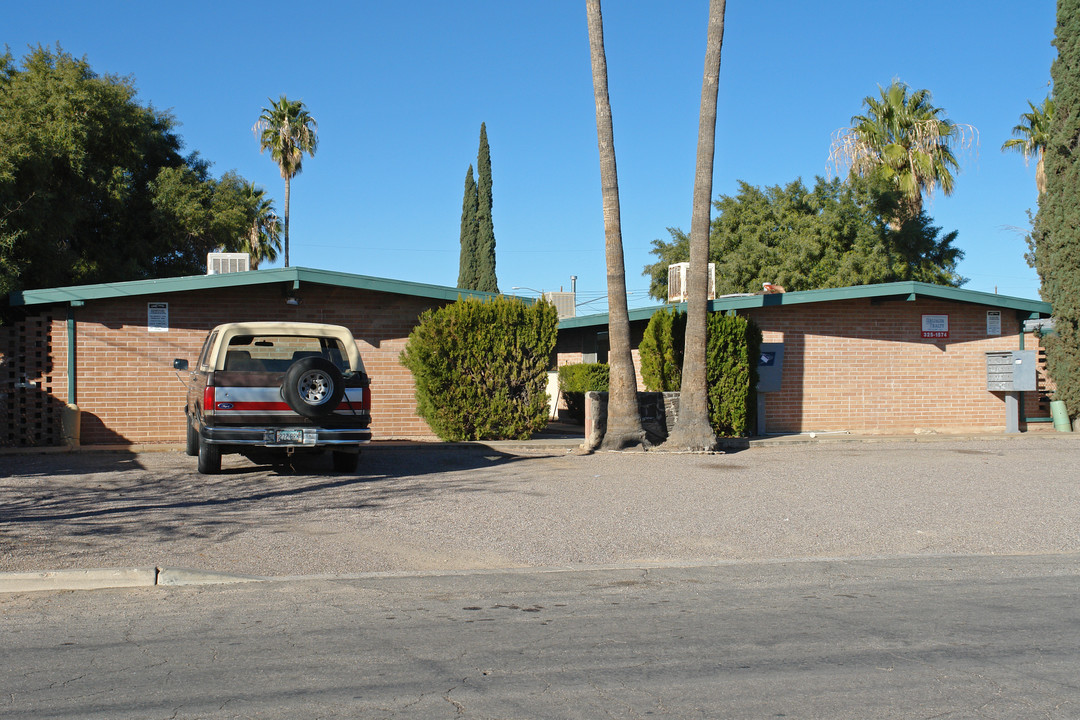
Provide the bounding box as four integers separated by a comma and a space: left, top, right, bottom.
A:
281, 357, 346, 418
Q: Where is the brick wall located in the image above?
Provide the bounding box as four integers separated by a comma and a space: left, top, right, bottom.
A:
43, 283, 446, 445
557, 298, 1052, 435
745, 298, 1045, 434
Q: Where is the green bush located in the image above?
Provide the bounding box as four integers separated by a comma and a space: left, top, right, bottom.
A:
558, 363, 609, 422
400, 296, 558, 441
705, 313, 762, 437
638, 308, 761, 436
639, 308, 685, 392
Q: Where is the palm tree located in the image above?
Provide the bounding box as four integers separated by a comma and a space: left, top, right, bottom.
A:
830, 80, 974, 228
243, 182, 282, 269
585, 0, 645, 450
663, 0, 726, 452
253, 95, 318, 267
1002, 95, 1054, 196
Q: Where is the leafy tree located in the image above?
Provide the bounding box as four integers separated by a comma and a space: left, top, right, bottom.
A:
254, 95, 318, 268
644, 176, 965, 299
0, 45, 255, 299
400, 296, 557, 441
586, 0, 645, 450
474, 123, 498, 293
457, 164, 479, 288
1035, 0, 1080, 426
1002, 95, 1055, 196
830, 80, 975, 228
664, 0, 727, 452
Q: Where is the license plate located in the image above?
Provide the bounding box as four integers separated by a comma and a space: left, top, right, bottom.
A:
275, 429, 304, 444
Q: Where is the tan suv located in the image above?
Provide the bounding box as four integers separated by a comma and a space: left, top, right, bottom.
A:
175, 322, 372, 474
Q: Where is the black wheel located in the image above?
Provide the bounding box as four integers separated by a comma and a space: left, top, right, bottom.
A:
197, 436, 221, 474
281, 357, 345, 418
185, 415, 199, 456
332, 450, 359, 473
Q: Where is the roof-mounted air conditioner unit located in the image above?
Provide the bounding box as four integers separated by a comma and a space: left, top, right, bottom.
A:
667, 262, 715, 303
543, 291, 576, 320
207, 252, 251, 275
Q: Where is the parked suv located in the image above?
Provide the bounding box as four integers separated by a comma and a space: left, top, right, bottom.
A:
175, 322, 372, 474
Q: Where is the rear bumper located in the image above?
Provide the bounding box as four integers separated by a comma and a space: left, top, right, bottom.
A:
202, 425, 372, 447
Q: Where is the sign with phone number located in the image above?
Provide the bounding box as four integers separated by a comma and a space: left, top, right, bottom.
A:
922, 314, 949, 339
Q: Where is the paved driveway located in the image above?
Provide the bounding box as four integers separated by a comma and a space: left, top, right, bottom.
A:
1, 436, 1078, 577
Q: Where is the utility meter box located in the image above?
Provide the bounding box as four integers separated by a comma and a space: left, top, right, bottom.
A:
757, 343, 784, 393
986, 350, 1037, 392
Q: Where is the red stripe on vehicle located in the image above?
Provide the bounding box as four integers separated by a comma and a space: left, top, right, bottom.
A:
217, 401, 292, 411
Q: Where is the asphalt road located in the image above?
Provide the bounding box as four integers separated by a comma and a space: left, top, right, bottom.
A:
3, 436, 1080, 718
3, 554, 1079, 719
2, 436, 1079, 577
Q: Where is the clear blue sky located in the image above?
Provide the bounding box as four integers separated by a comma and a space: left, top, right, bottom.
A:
7, 1, 1057, 310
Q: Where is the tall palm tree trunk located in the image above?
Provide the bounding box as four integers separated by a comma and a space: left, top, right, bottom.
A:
283, 176, 291, 267
664, 0, 726, 451
586, 0, 645, 451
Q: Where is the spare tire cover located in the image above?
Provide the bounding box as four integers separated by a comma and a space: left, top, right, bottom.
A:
281, 357, 345, 418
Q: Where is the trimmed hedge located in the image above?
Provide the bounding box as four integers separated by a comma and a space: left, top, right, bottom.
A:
400, 296, 558, 441
639, 308, 761, 436
558, 362, 609, 422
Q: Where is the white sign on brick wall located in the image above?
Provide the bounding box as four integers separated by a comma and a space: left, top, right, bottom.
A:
921, 314, 949, 339
148, 302, 169, 332
986, 311, 1002, 336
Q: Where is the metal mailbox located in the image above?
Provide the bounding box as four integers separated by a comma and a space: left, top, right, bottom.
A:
756, 343, 784, 436
757, 343, 784, 393
986, 351, 1037, 392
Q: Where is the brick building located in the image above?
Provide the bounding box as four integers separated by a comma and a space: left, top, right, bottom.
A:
2, 267, 495, 447
557, 282, 1055, 435
1, 274, 1057, 447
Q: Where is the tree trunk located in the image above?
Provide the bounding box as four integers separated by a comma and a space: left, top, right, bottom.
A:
586, 0, 645, 451
1037, 152, 1047, 197
664, 0, 726, 452
283, 175, 291, 268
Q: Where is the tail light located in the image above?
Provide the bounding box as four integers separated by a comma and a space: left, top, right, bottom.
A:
362, 386, 371, 412
203, 385, 217, 416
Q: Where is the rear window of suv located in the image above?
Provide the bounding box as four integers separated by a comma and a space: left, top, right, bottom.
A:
223, 335, 353, 374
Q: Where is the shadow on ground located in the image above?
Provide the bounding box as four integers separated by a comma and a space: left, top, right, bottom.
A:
0, 445, 556, 562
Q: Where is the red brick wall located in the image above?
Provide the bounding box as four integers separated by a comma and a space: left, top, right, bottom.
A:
53, 284, 446, 444
557, 298, 1052, 435
746, 299, 1045, 434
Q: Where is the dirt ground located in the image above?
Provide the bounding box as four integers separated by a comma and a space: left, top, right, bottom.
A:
2, 436, 1079, 577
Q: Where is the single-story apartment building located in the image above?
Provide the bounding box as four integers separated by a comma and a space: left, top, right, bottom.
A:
1, 272, 1057, 447
1, 266, 496, 447
557, 282, 1055, 436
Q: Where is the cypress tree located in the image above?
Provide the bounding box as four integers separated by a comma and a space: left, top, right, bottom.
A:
475, 123, 499, 293
457, 164, 479, 289
1038, 0, 1080, 425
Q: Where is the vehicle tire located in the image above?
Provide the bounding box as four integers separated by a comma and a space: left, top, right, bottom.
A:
332, 450, 359, 473
197, 436, 221, 474
185, 415, 199, 456
282, 357, 345, 419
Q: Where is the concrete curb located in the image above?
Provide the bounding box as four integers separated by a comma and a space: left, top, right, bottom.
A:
0, 567, 265, 594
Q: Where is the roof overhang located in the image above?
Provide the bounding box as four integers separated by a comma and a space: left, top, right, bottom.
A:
9, 267, 509, 307
558, 281, 1052, 330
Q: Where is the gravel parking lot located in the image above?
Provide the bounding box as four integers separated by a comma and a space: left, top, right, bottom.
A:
1, 436, 1078, 577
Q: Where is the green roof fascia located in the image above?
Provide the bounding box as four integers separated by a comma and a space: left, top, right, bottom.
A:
558, 282, 1051, 330
10, 266, 510, 307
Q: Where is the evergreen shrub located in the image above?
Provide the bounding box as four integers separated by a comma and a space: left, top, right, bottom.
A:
639, 308, 762, 436
558, 363, 610, 422
639, 308, 685, 391
400, 296, 557, 441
